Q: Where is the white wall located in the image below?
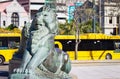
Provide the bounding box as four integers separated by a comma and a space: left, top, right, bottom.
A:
30, 0, 67, 23
4, 0, 29, 28
104, 2, 120, 34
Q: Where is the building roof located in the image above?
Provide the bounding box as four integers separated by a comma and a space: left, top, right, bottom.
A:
0, 0, 28, 15
0, 1, 11, 12
17, 0, 29, 12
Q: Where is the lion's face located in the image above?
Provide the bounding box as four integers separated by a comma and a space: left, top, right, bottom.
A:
42, 10, 57, 24
42, 9, 58, 34
32, 7, 58, 34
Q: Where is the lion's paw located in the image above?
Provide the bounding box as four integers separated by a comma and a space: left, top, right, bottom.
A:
13, 68, 25, 74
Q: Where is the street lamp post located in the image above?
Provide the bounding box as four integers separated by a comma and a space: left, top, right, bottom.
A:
92, 0, 96, 33
118, 15, 120, 35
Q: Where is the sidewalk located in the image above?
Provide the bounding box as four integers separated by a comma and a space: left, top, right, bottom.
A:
70, 60, 120, 79
1, 60, 120, 79
70, 61, 120, 79
71, 60, 120, 64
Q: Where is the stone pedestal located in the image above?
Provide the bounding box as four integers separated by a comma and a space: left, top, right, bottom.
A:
10, 73, 77, 79
9, 59, 77, 79
10, 73, 73, 79
9, 59, 22, 74
10, 73, 51, 79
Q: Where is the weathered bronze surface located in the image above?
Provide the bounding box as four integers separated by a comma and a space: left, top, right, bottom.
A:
10, 0, 72, 79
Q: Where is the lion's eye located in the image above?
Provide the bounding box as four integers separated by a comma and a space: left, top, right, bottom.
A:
44, 14, 47, 16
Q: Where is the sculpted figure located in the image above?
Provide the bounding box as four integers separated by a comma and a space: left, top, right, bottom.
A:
13, 22, 30, 59
13, 6, 71, 79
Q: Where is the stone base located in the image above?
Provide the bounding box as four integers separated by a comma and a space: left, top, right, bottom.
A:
10, 73, 72, 79
9, 59, 74, 79
10, 73, 50, 79
10, 74, 28, 79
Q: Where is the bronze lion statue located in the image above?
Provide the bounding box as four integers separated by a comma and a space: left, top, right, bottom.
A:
13, 6, 71, 79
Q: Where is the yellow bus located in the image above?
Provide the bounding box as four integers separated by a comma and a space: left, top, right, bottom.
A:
0, 33, 21, 64
54, 33, 120, 60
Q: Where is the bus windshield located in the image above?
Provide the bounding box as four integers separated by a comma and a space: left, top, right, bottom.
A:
0, 37, 20, 49
0, 33, 21, 64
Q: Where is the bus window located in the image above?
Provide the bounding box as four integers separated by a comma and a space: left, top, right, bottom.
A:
0, 33, 21, 64
0, 37, 20, 49
78, 40, 102, 50
0, 41, 2, 47
115, 42, 120, 49
8, 41, 19, 49
55, 39, 76, 51
8, 37, 20, 49
101, 40, 114, 50
114, 41, 120, 52
0, 37, 8, 49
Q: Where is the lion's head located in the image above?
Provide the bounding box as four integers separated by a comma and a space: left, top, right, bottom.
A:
32, 6, 58, 34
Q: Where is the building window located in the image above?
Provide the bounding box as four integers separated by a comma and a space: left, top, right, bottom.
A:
117, 16, 119, 24
11, 12, 19, 27
24, 21, 26, 26
109, 16, 112, 24
3, 21, 5, 26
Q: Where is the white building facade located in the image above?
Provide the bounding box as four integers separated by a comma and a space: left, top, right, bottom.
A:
0, 0, 90, 28
30, 0, 67, 23
104, 1, 120, 34
1, 0, 120, 35
29, 0, 89, 23
0, 0, 29, 29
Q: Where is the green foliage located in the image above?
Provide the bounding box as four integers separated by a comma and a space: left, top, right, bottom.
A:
58, 20, 102, 35
0, 24, 21, 33
79, 20, 102, 33
58, 20, 75, 35
5, 24, 18, 30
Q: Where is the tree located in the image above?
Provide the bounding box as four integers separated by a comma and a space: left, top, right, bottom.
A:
57, 0, 102, 60
80, 20, 102, 33
58, 20, 101, 34
74, 7, 81, 60
72, 0, 101, 60
58, 20, 75, 35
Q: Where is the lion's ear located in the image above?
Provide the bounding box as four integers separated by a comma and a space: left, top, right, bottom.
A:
38, 7, 43, 12
43, 6, 46, 11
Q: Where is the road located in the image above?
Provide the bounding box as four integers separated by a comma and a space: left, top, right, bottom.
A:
0, 60, 120, 79
0, 63, 8, 79
70, 64, 120, 79
70, 60, 120, 79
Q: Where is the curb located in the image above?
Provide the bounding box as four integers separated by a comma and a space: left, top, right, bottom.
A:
71, 60, 120, 64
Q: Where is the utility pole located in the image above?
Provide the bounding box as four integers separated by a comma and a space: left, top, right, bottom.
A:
118, 15, 120, 35
99, 0, 102, 30
92, 0, 96, 33
100, 0, 104, 33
